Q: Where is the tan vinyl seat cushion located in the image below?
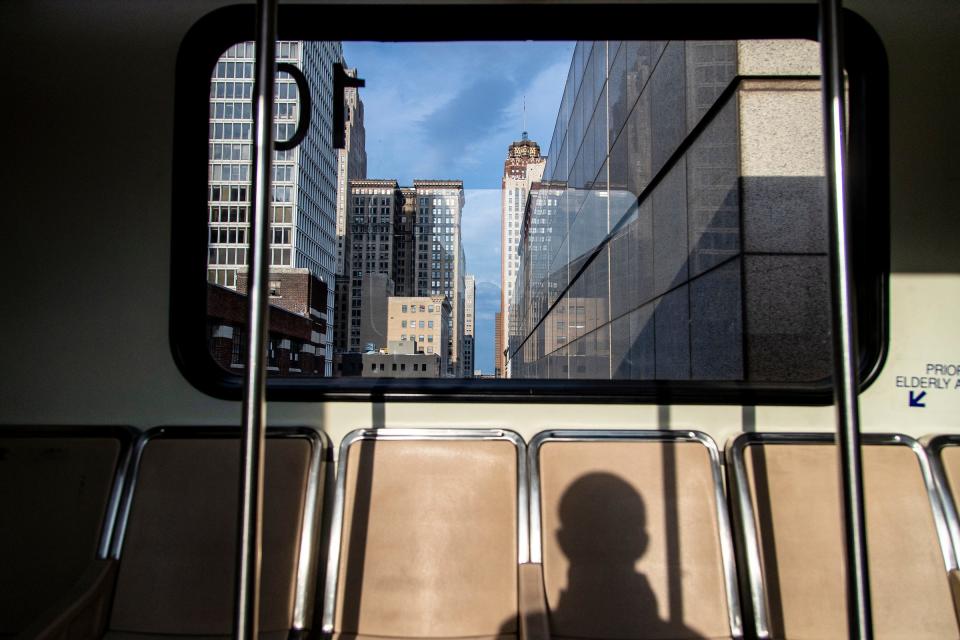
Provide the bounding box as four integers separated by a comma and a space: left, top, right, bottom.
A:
0, 436, 120, 634
108, 437, 312, 636
744, 443, 957, 639
538, 441, 731, 640
334, 439, 519, 639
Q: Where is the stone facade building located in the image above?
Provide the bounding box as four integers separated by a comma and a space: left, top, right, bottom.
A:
385, 296, 451, 375
336, 178, 468, 377
498, 137, 545, 378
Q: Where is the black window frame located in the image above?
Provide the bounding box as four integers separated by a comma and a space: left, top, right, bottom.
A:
171, 3, 889, 404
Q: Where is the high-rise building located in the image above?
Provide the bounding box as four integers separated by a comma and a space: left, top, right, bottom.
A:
333, 67, 367, 355
498, 135, 545, 378
412, 180, 466, 378
335, 67, 367, 276
341, 179, 403, 353
338, 179, 468, 377
395, 187, 418, 296
463, 274, 476, 377
510, 40, 831, 382
206, 40, 343, 375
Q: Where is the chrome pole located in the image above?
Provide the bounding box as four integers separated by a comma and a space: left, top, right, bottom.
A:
235, 0, 277, 638
819, 1, 872, 638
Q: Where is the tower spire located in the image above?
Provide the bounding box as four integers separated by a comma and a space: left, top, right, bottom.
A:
522, 96, 528, 140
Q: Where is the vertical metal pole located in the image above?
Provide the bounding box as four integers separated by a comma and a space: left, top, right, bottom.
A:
235, 1, 276, 639
819, 1, 873, 638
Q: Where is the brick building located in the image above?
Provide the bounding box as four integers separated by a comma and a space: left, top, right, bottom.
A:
208, 269, 328, 376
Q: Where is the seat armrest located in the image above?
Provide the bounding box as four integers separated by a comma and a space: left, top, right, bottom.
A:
16, 558, 118, 640
519, 563, 550, 640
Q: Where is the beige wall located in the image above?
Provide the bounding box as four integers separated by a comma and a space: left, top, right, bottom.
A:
386, 297, 450, 375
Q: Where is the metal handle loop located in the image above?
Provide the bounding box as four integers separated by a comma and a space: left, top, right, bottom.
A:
275, 62, 311, 151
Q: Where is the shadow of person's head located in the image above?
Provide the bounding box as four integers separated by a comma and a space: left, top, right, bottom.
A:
556, 472, 648, 568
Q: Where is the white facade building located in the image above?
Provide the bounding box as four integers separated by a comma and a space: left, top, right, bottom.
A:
499, 135, 545, 377
206, 40, 343, 375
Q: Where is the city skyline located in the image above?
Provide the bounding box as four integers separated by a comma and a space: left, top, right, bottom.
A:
342, 41, 573, 373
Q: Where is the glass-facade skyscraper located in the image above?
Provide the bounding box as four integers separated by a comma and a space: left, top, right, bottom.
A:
511, 40, 831, 382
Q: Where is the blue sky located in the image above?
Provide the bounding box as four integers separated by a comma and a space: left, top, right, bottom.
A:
342, 41, 574, 374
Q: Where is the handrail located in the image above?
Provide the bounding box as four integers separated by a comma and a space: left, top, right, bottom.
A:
235, 0, 277, 638
819, 0, 873, 638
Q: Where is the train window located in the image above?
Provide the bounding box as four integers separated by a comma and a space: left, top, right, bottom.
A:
171, 5, 887, 402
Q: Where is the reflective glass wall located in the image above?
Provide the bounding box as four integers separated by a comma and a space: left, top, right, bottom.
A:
510, 40, 831, 382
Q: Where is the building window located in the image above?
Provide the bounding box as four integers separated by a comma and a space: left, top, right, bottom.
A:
267, 338, 278, 369
230, 326, 244, 366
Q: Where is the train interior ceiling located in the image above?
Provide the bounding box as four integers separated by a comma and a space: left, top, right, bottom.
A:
1, 1, 959, 640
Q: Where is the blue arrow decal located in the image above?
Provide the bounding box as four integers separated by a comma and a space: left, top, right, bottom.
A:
909, 390, 927, 408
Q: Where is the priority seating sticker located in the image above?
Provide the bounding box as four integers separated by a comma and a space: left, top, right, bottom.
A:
895, 363, 960, 407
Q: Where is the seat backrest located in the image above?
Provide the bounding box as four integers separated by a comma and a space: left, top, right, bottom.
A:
107, 427, 325, 637
531, 430, 740, 640
729, 433, 956, 639
326, 428, 524, 640
0, 427, 130, 635
927, 435, 960, 563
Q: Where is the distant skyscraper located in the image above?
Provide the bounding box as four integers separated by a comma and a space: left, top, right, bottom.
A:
498, 135, 545, 377
463, 274, 476, 377
340, 179, 468, 377
206, 40, 343, 375
335, 67, 367, 276
333, 67, 367, 355
341, 179, 403, 353
412, 180, 467, 378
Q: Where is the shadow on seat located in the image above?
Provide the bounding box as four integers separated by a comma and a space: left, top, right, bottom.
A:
530, 430, 741, 640
0, 426, 132, 639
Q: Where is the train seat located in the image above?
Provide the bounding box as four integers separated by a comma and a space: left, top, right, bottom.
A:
0, 427, 132, 639
324, 429, 526, 640
103, 427, 326, 640
529, 430, 742, 640
923, 434, 960, 612
727, 433, 958, 639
